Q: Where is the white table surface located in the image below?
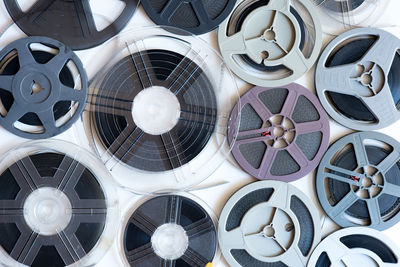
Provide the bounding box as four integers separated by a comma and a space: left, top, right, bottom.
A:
0, 1, 400, 266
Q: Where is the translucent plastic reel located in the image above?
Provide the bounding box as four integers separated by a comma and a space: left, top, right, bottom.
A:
118, 192, 221, 266
312, 0, 393, 35
83, 26, 240, 194
0, 140, 119, 267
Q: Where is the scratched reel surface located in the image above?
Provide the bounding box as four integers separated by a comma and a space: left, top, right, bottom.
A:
83, 26, 240, 194
0, 140, 118, 267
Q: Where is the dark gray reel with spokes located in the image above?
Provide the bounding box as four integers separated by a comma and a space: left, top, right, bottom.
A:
0, 37, 87, 139
316, 131, 400, 230
0, 152, 107, 267
140, 0, 236, 35
123, 195, 217, 266
4, 0, 138, 50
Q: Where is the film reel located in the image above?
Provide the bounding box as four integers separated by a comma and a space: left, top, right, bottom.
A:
140, 0, 236, 35
3, 0, 138, 50
228, 83, 330, 182
122, 194, 217, 266
218, 0, 322, 87
0, 140, 118, 267
0, 36, 87, 139
311, 0, 391, 35
219, 181, 321, 267
315, 28, 400, 131
313, 0, 366, 13
316, 131, 400, 230
307, 227, 400, 266
84, 26, 240, 193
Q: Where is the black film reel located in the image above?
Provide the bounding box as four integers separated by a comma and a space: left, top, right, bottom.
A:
90, 49, 217, 172
0, 152, 107, 267
123, 195, 217, 266
141, 0, 236, 35
4, 0, 138, 50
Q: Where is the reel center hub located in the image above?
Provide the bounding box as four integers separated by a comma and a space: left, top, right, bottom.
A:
243, 9, 295, 62
23, 187, 72, 236
132, 86, 181, 135
151, 223, 189, 260
267, 115, 296, 149
353, 166, 384, 198
242, 203, 295, 258
351, 62, 385, 97
20, 72, 52, 104
263, 225, 275, 237
264, 28, 276, 42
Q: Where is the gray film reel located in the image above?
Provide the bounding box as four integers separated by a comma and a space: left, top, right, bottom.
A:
218, 0, 322, 87
219, 180, 321, 267
307, 227, 400, 266
315, 27, 400, 131
316, 131, 400, 230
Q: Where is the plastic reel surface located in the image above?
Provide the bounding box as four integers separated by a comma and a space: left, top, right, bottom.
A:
3, 0, 138, 50
141, 0, 236, 35
316, 131, 400, 230
218, 0, 322, 87
122, 195, 217, 266
315, 28, 400, 131
219, 180, 321, 267
311, 0, 391, 35
228, 83, 330, 182
0, 36, 87, 139
0, 140, 118, 267
314, 0, 366, 12
307, 227, 400, 267
84, 27, 239, 193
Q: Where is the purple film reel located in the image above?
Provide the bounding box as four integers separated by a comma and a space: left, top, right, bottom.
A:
228, 83, 330, 182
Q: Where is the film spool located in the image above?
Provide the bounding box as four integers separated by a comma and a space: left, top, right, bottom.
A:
218, 0, 322, 87
316, 131, 400, 231
311, 0, 391, 35
307, 227, 400, 267
314, 0, 366, 13
121, 194, 218, 266
83, 26, 240, 194
0, 140, 118, 267
228, 83, 330, 182
140, 0, 236, 35
315, 28, 400, 131
219, 180, 321, 267
0, 36, 87, 139
3, 0, 138, 50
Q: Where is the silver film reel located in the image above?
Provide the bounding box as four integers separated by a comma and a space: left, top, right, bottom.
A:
218, 0, 322, 87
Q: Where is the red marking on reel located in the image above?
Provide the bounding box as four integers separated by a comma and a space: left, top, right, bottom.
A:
261, 131, 271, 137
350, 176, 360, 182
